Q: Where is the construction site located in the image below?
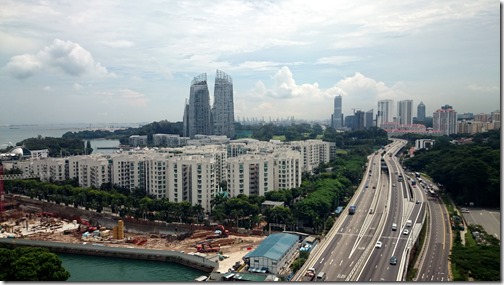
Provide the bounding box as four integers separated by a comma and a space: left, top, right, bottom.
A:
0, 162, 270, 275
0, 194, 267, 274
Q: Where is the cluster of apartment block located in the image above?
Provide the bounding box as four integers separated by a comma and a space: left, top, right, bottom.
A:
12, 139, 332, 213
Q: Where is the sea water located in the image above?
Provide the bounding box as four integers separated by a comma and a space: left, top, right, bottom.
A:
58, 253, 205, 282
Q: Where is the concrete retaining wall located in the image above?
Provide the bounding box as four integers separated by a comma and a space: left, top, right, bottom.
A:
0, 238, 217, 273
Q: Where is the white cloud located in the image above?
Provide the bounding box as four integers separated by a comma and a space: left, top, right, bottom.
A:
316, 56, 364, 66
96, 89, 149, 107
467, 84, 498, 93
43, 86, 52, 91
5, 54, 41, 79
100, 40, 134, 48
239, 67, 409, 120
4, 39, 113, 79
73, 83, 83, 91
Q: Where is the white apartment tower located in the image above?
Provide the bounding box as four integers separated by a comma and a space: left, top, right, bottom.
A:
167, 155, 218, 212
273, 150, 302, 190
111, 154, 146, 190
377, 100, 394, 127
433, 105, 458, 135
144, 155, 168, 199
68, 155, 110, 189
397, 100, 413, 125
227, 154, 274, 197
289, 140, 330, 173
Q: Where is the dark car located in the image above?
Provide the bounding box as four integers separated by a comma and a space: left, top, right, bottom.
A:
390, 256, 397, 265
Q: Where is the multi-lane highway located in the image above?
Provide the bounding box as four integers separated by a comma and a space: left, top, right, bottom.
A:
292, 139, 421, 281
414, 177, 451, 281
358, 152, 426, 281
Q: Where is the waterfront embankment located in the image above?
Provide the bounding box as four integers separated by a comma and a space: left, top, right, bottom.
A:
0, 238, 217, 273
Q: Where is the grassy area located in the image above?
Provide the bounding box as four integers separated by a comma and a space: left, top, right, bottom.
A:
272, 135, 286, 141
335, 149, 348, 155
406, 211, 429, 281
464, 230, 477, 247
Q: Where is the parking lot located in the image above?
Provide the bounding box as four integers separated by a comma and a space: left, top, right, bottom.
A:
461, 208, 500, 240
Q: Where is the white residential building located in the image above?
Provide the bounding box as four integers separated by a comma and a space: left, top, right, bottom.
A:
144, 154, 169, 199
68, 155, 110, 189
273, 150, 302, 190
227, 154, 274, 197
111, 153, 146, 190
289, 140, 330, 172
166, 155, 218, 212
129, 135, 148, 146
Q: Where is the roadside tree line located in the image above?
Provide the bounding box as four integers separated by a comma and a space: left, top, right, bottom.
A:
403, 130, 500, 207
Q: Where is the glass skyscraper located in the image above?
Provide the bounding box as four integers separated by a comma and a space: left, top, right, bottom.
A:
212, 70, 235, 138
185, 73, 211, 138
332, 95, 343, 129
417, 101, 426, 122
183, 70, 235, 138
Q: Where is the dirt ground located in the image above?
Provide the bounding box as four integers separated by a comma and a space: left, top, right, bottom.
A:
1, 209, 266, 271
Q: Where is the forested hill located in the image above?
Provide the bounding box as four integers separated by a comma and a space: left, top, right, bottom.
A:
62, 120, 184, 141
403, 130, 500, 208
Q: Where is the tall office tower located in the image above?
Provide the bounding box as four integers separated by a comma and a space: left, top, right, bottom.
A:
417, 101, 426, 122
365, 109, 374, 128
354, 110, 365, 130
433, 105, 458, 135
187, 73, 211, 138
212, 70, 235, 138
182, 99, 190, 137
377, 100, 394, 127
331, 95, 343, 129
397, 100, 413, 125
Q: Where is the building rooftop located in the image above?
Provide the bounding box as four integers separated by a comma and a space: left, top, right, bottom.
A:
244, 233, 298, 261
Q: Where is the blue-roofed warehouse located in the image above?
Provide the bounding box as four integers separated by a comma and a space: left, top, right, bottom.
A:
243, 233, 299, 274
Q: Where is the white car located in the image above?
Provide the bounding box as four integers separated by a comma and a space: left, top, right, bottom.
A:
403, 229, 409, 235
375, 241, 382, 248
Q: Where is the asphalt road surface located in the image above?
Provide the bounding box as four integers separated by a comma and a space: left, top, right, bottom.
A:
462, 208, 501, 240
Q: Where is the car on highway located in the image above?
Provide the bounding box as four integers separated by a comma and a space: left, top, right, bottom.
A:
392, 223, 397, 231
375, 241, 382, 248
416, 200, 420, 204
392, 183, 396, 187
390, 256, 397, 265
403, 229, 409, 235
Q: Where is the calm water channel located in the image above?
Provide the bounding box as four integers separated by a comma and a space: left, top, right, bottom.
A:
58, 253, 205, 282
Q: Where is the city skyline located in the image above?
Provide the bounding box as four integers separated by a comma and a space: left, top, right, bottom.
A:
0, 1, 500, 125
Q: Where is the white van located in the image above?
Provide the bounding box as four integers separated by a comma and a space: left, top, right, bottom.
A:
316, 272, 326, 281
392, 223, 397, 231
406, 220, 412, 227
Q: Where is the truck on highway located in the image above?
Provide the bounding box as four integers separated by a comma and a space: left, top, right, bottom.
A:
348, 205, 356, 215
303, 267, 316, 281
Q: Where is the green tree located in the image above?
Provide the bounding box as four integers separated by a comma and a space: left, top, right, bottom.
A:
0, 247, 70, 281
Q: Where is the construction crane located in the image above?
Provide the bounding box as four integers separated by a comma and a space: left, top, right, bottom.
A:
0, 161, 40, 220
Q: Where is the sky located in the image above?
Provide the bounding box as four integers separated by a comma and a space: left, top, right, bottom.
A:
0, 0, 500, 125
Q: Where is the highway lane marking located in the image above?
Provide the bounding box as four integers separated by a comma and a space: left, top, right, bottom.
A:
319, 258, 324, 264
339, 260, 343, 266
330, 259, 334, 265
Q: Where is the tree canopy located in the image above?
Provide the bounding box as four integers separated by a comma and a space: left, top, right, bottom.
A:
0, 247, 70, 281
403, 130, 500, 207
